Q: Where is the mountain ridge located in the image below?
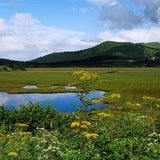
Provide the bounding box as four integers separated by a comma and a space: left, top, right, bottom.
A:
30, 41, 160, 66
1, 41, 160, 67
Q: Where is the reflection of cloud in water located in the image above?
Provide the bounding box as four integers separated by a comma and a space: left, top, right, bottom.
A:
0, 91, 107, 112
22, 93, 77, 102
0, 92, 10, 105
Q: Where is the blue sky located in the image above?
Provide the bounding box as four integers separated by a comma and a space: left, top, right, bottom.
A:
0, 0, 160, 61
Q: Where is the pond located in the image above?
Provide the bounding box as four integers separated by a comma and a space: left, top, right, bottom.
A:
0, 91, 108, 112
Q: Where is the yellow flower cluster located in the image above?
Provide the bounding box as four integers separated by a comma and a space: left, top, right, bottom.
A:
8, 152, 18, 157
142, 96, 160, 109
143, 96, 156, 100
97, 112, 112, 118
110, 93, 121, 98
97, 98, 104, 102
143, 96, 160, 102
82, 121, 91, 126
71, 120, 91, 129
83, 132, 99, 139
15, 123, 29, 127
18, 132, 32, 136
70, 121, 80, 127
80, 125, 88, 129
73, 70, 99, 81
80, 121, 91, 128
126, 102, 141, 107
135, 103, 141, 107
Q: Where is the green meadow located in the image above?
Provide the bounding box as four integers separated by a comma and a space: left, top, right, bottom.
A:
0, 67, 159, 99
0, 67, 160, 159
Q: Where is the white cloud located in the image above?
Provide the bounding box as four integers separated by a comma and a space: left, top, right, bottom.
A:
99, 31, 124, 42
0, 13, 97, 61
87, 0, 117, 6
132, 0, 160, 24
99, 27, 160, 43
100, 2, 142, 29
71, 6, 88, 14
0, 92, 9, 105
0, 18, 6, 30
87, 0, 142, 29
10, 13, 39, 26
87, 0, 160, 30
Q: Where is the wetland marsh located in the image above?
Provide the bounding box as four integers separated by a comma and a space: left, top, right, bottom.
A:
0, 67, 159, 99
1, 67, 160, 159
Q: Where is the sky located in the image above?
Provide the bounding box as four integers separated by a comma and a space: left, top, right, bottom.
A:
0, 0, 160, 61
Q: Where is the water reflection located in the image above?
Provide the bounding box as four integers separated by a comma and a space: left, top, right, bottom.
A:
22, 85, 38, 89
64, 86, 77, 89
0, 91, 108, 112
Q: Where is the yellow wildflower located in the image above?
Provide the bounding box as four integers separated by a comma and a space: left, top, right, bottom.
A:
84, 132, 99, 139
18, 132, 32, 136
71, 121, 80, 128
135, 103, 141, 107
81, 121, 91, 126
8, 152, 18, 157
15, 123, 28, 127
97, 112, 111, 118
143, 96, 156, 100
73, 70, 99, 81
99, 98, 105, 101
110, 93, 121, 98
126, 102, 141, 108
80, 125, 88, 129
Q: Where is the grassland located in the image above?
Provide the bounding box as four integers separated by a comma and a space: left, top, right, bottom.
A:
0, 67, 159, 100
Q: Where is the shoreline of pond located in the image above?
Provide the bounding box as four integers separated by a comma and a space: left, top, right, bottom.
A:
0, 85, 105, 94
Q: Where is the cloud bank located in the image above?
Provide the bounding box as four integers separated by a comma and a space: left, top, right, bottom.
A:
88, 0, 160, 29
0, 13, 96, 61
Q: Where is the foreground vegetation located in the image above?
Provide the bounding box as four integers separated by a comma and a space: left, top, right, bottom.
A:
1, 101, 160, 159
0, 68, 160, 159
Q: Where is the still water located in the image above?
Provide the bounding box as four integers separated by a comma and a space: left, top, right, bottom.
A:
0, 91, 108, 112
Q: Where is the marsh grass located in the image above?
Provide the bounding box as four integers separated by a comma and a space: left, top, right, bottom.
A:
0, 68, 159, 99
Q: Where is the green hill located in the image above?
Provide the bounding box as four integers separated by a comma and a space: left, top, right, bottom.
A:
0, 58, 27, 70
1, 41, 160, 68
31, 41, 160, 67
141, 42, 160, 49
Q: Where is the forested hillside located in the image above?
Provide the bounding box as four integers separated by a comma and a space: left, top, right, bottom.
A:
1, 41, 160, 68
31, 41, 160, 67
